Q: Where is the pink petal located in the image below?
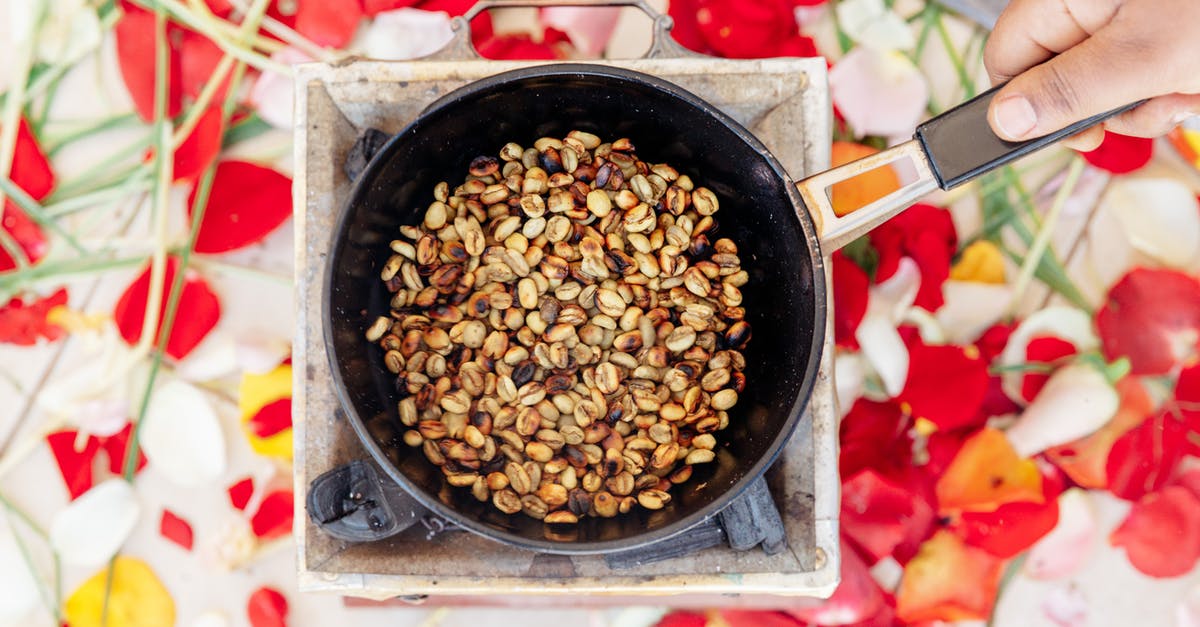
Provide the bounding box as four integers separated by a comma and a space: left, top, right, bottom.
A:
1104, 178, 1200, 269
360, 8, 454, 60
1025, 489, 1098, 580
1042, 584, 1089, 627
540, 7, 620, 56
830, 48, 928, 138
250, 48, 313, 130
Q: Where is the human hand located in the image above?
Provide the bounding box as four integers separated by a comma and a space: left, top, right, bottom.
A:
983, 0, 1200, 150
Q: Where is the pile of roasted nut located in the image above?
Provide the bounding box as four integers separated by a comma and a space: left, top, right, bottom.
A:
366, 130, 751, 524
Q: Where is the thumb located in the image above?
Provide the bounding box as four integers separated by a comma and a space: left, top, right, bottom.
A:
987, 31, 1155, 141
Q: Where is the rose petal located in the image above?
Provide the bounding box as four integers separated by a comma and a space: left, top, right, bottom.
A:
694, 0, 807, 58
113, 4, 182, 122
359, 8, 454, 60
786, 540, 887, 624
1177, 581, 1200, 627
477, 27, 570, 60
896, 530, 1005, 622
160, 509, 194, 551
99, 422, 148, 476
35, 0, 102, 66
363, 0, 419, 16
228, 477, 255, 511
1020, 336, 1078, 402
1110, 486, 1200, 578
950, 240, 1006, 284
856, 257, 919, 396
540, 6, 620, 56
1007, 363, 1119, 458
653, 613, 707, 627
8, 117, 54, 200
295, 0, 363, 48
839, 399, 913, 479
141, 378, 227, 487
999, 306, 1099, 402
937, 427, 1044, 514
834, 351, 865, 418
935, 280, 1012, 345
1097, 268, 1200, 375
173, 331, 239, 382
173, 107, 224, 182
0, 288, 67, 344
836, 0, 915, 50
1106, 413, 1188, 501
830, 48, 929, 138
898, 337, 988, 431
239, 363, 294, 459
829, 142, 901, 218
190, 161, 292, 253
833, 251, 870, 349
50, 479, 140, 566
64, 557, 175, 627
247, 586, 288, 627
871, 204, 956, 310
250, 490, 294, 540
180, 31, 237, 103
1081, 131, 1154, 174
46, 430, 101, 500
842, 469, 936, 563
717, 610, 803, 627
953, 469, 1061, 558
114, 256, 222, 360
249, 48, 314, 130
1044, 377, 1154, 489
1024, 488, 1098, 580
1104, 178, 1200, 268
0, 524, 42, 623
1042, 584, 1089, 627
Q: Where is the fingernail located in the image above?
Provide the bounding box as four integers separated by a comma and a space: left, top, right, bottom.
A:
993, 95, 1038, 139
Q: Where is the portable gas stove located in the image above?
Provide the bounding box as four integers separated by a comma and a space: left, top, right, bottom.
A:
292, 0, 840, 604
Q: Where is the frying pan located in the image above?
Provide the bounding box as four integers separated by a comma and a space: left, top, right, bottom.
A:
318, 5, 1134, 555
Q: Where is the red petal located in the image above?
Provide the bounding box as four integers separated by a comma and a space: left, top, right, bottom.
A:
1096, 268, 1200, 375
114, 4, 183, 122
173, 107, 224, 182
0, 288, 67, 345
180, 31, 235, 103
653, 612, 707, 627
415, 0, 493, 43
666, 0, 709, 54
363, 0, 420, 15
1045, 377, 1154, 489
870, 203, 957, 310
189, 161, 293, 253
717, 611, 802, 627
841, 469, 936, 564
247, 397, 292, 438
228, 477, 255, 511
9, 117, 55, 200
99, 422, 148, 476
1106, 413, 1188, 501
113, 256, 222, 360
896, 530, 1005, 622
833, 251, 869, 349
247, 586, 289, 627
1080, 131, 1154, 174
477, 28, 569, 60
1110, 485, 1200, 578
839, 399, 913, 478
204, 0, 234, 16
695, 0, 802, 58
250, 490, 294, 539
295, 0, 364, 49
898, 338, 988, 431
1020, 336, 1077, 402
975, 322, 1014, 363
0, 202, 49, 272
159, 509, 194, 550
786, 540, 888, 625
1174, 364, 1200, 448
46, 431, 100, 500
953, 470, 1062, 558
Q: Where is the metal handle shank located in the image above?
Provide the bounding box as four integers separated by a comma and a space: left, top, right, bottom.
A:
463, 0, 661, 21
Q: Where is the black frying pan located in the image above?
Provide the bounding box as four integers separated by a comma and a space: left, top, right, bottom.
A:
321, 63, 1132, 554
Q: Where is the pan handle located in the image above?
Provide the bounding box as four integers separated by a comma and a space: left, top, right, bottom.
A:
800, 85, 1141, 252
427, 0, 697, 61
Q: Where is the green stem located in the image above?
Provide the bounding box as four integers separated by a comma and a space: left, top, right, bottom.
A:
48, 137, 154, 200
0, 225, 30, 269
0, 177, 88, 254
0, 493, 63, 624
43, 172, 155, 218
45, 113, 142, 157
0, 254, 151, 294
1007, 157, 1086, 316
936, 13, 976, 99
129, 0, 292, 75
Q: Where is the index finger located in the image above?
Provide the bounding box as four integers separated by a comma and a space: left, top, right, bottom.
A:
985, 0, 1124, 84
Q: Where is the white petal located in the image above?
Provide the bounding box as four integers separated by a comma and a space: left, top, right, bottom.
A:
835, 0, 915, 51
903, 307, 945, 344
872, 256, 921, 323
856, 316, 909, 397
358, 8, 453, 61
830, 48, 929, 138
250, 48, 313, 130
1006, 364, 1118, 457
1042, 584, 1089, 627
999, 306, 1099, 403
834, 351, 866, 418
50, 479, 140, 566
75, 399, 130, 438
936, 280, 1013, 345
36, 3, 101, 66
174, 332, 239, 383
192, 610, 231, 627
1025, 489, 1098, 580
541, 7, 621, 57
1177, 581, 1200, 627
236, 338, 292, 375
0, 525, 41, 623
1104, 177, 1200, 269
141, 379, 227, 487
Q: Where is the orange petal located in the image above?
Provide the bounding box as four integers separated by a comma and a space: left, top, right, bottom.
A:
1045, 377, 1153, 489
896, 530, 1005, 623
829, 141, 901, 218
936, 427, 1043, 514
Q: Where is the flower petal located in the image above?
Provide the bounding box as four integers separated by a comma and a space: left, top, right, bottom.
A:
839, 399, 913, 478
173, 106, 224, 182
936, 427, 1044, 514
898, 336, 988, 431
0, 288, 67, 345
114, 256, 222, 360
190, 161, 293, 253
160, 509, 194, 551
1007, 363, 1119, 458
1096, 268, 1200, 375
950, 240, 1006, 284
180, 30, 236, 103
46, 430, 101, 500
247, 587, 289, 627
250, 490, 294, 540
999, 306, 1098, 402
359, 8, 454, 60
856, 257, 919, 396
834, 351, 865, 418
295, 0, 364, 48
249, 48, 314, 129
833, 251, 870, 348
1080, 131, 1154, 174
1045, 377, 1153, 489
141, 378, 227, 487
50, 479, 140, 566
1020, 336, 1078, 402
1024, 488, 1098, 580
693, 0, 808, 58
0, 524, 42, 624
952, 468, 1061, 558
836, 0, 915, 50
896, 530, 1005, 623
1104, 177, 1200, 268
1178, 581, 1200, 627
830, 48, 929, 138
829, 142, 901, 218
477, 27, 571, 60
64, 557, 175, 627
113, 4, 182, 122
1042, 584, 1089, 627
935, 280, 1012, 345
1110, 485, 1200, 578
8, 117, 55, 200
239, 363, 294, 459
540, 6, 621, 56
1106, 413, 1188, 501
842, 468, 936, 563
870, 204, 956, 310
228, 477, 255, 511
786, 539, 887, 624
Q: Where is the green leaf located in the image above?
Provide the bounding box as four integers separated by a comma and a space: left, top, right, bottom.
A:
221, 113, 273, 148
841, 235, 880, 281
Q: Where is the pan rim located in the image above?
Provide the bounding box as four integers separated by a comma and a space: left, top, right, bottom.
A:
322, 62, 828, 555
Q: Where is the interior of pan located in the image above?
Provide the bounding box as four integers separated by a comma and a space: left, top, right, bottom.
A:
324, 63, 826, 553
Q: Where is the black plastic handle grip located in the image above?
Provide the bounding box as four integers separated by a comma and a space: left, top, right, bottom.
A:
915, 84, 1143, 190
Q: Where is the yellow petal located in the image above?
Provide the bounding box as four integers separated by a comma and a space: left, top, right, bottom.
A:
239, 364, 293, 461
64, 557, 175, 627
950, 240, 1006, 284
